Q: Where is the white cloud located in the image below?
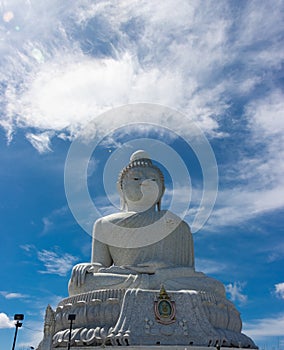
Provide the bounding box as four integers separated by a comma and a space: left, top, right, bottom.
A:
236, 1, 284, 68
3, 0, 282, 146
216, 91, 284, 223
275, 283, 284, 299
6, 52, 224, 142
204, 96, 282, 230
154, 180, 283, 232
243, 313, 284, 340
244, 91, 284, 191
21, 244, 79, 276
207, 186, 284, 229
247, 90, 284, 137
238, 76, 262, 94
0, 291, 28, 299
225, 281, 247, 304
0, 313, 14, 329
37, 249, 78, 276
26, 131, 54, 154
41, 217, 53, 235
20, 244, 35, 253
202, 90, 284, 229
17, 55, 136, 130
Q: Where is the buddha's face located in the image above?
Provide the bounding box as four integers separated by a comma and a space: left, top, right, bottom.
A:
121, 167, 164, 211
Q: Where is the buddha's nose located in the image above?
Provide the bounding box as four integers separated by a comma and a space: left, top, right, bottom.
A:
141, 179, 157, 190
141, 179, 152, 186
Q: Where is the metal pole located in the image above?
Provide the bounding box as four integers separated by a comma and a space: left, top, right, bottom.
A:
67, 319, 73, 350
12, 321, 20, 350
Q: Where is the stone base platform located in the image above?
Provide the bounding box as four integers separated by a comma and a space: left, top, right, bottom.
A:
58, 347, 249, 350
39, 288, 257, 349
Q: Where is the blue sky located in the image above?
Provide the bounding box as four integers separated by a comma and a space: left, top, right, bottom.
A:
0, 0, 283, 348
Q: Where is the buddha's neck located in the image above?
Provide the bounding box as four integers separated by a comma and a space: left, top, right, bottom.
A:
126, 202, 156, 213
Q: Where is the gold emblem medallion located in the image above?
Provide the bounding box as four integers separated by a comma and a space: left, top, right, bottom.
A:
154, 285, 176, 324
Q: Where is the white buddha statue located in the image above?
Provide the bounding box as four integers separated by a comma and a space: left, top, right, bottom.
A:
40, 150, 257, 348
68, 150, 225, 298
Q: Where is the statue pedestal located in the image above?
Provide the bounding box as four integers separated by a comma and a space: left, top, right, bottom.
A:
54, 347, 249, 350
39, 288, 256, 349
107, 289, 254, 348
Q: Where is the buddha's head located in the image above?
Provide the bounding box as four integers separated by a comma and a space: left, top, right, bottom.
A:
118, 150, 165, 212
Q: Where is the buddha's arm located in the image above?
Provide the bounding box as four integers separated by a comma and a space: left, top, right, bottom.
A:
91, 239, 112, 267
70, 220, 113, 288
91, 218, 113, 267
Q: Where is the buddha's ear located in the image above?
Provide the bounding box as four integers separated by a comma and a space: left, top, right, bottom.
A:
157, 200, 161, 211
117, 182, 126, 211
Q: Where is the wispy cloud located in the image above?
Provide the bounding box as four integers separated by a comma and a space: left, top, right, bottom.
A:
205, 90, 284, 229
25, 131, 54, 154
21, 245, 79, 276
225, 281, 248, 304
206, 187, 284, 229
0, 291, 28, 299
261, 241, 284, 263
37, 249, 78, 276
1, 1, 282, 147
0, 313, 14, 329
247, 90, 284, 138
20, 244, 35, 253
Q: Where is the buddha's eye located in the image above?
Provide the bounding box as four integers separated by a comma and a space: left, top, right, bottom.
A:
151, 178, 156, 181
133, 177, 140, 180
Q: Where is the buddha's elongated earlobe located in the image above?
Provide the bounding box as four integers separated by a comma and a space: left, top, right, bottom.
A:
157, 200, 161, 211
117, 181, 127, 211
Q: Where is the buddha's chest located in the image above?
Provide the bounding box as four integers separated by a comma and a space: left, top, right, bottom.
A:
108, 233, 179, 266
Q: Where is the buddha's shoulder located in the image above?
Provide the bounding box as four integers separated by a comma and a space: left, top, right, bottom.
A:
160, 210, 191, 229
94, 210, 190, 228
94, 212, 135, 225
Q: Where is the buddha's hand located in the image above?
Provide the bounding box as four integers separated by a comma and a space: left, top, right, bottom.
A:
70, 263, 102, 287
124, 261, 169, 274
97, 266, 134, 274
